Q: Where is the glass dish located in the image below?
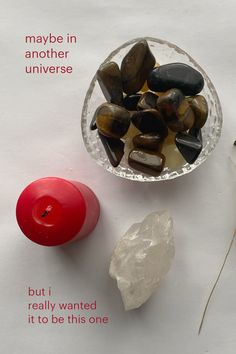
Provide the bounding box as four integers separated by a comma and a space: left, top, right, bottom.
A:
81, 37, 223, 182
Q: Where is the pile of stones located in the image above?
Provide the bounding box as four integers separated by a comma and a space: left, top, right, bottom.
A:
90, 39, 208, 176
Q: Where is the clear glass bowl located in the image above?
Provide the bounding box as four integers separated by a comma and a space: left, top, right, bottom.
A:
81, 37, 223, 182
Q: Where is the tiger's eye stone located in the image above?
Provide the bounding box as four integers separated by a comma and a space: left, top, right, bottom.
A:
96, 103, 130, 139
175, 132, 202, 164
137, 92, 158, 110
128, 148, 165, 176
133, 133, 163, 151
157, 89, 194, 132
98, 132, 124, 167
187, 95, 208, 129
90, 104, 109, 130
168, 99, 195, 132
121, 39, 155, 94
131, 109, 168, 138
97, 62, 123, 105
157, 88, 184, 121
123, 94, 141, 110
147, 63, 204, 95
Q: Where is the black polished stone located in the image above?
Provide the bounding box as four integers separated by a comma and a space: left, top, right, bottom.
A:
128, 148, 165, 176
96, 103, 130, 139
121, 39, 155, 94
131, 109, 168, 138
133, 133, 163, 151
98, 132, 124, 167
137, 92, 158, 110
189, 127, 202, 142
97, 61, 123, 105
123, 94, 141, 110
148, 63, 204, 95
175, 132, 202, 164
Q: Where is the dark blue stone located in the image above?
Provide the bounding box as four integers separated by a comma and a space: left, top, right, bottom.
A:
98, 132, 124, 167
175, 132, 202, 164
123, 94, 141, 110
148, 63, 204, 96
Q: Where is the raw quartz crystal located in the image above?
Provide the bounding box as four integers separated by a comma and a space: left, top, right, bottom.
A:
109, 211, 175, 310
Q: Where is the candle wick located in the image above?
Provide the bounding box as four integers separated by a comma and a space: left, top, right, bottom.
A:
41, 205, 53, 218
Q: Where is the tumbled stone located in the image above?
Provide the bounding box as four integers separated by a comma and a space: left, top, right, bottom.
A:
131, 109, 168, 138
157, 88, 184, 120
187, 95, 208, 129
157, 89, 194, 132
121, 39, 155, 94
168, 99, 195, 132
148, 63, 204, 95
109, 211, 175, 310
189, 127, 202, 142
96, 103, 130, 139
137, 92, 158, 110
133, 133, 163, 151
128, 148, 165, 175
123, 94, 141, 110
97, 62, 123, 105
98, 132, 124, 167
175, 132, 202, 164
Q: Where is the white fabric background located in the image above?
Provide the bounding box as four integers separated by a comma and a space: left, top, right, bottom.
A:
1, 0, 236, 353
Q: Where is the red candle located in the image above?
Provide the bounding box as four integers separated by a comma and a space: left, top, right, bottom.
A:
16, 177, 100, 246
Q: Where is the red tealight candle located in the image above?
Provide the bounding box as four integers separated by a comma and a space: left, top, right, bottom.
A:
16, 177, 100, 246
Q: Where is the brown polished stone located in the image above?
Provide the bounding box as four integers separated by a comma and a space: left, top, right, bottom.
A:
187, 95, 208, 129
137, 92, 158, 110
98, 132, 124, 167
121, 39, 155, 94
128, 148, 165, 176
157, 89, 184, 121
96, 103, 130, 139
168, 99, 195, 132
157, 89, 194, 132
133, 133, 163, 151
131, 109, 168, 138
97, 62, 123, 105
